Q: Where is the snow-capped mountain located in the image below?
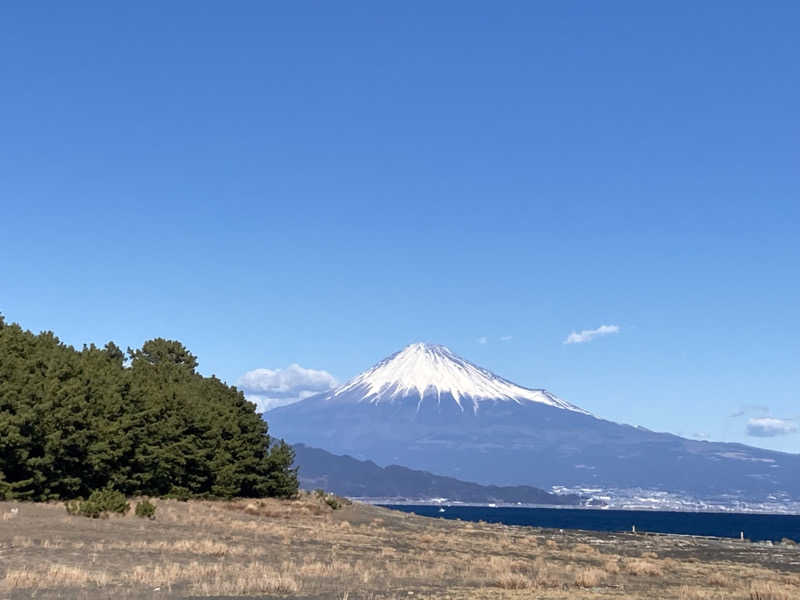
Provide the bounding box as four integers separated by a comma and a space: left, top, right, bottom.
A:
265, 343, 800, 502
331, 342, 586, 413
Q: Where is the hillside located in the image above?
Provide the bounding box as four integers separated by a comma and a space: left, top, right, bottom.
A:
293, 444, 581, 505
2, 497, 798, 598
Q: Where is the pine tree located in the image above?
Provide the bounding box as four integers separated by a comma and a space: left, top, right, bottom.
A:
0, 318, 298, 500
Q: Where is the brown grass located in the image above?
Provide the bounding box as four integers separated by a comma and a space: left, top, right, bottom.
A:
575, 567, 607, 587
0, 494, 797, 599
4, 565, 111, 588
625, 558, 665, 576
706, 571, 729, 587
749, 580, 798, 600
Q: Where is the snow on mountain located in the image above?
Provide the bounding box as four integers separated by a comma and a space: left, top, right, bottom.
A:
266, 342, 800, 502
331, 342, 588, 414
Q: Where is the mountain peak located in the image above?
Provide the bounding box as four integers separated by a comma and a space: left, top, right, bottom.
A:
332, 342, 587, 414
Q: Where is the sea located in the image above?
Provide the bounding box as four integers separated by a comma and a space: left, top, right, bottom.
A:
382, 505, 800, 543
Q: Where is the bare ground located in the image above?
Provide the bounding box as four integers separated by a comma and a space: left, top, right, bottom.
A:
1, 495, 799, 599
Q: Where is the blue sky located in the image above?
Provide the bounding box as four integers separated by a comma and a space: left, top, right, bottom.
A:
2, 3, 799, 451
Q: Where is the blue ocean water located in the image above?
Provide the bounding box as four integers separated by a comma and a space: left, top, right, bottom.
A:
382, 505, 800, 543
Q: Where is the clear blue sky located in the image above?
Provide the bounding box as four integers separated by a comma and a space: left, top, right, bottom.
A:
3, 2, 799, 451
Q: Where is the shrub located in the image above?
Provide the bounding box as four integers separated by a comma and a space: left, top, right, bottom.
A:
625, 558, 663, 576
64, 499, 82, 516
166, 486, 192, 501
493, 572, 534, 589
65, 487, 129, 518
575, 567, 607, 588
135, 499, 157, 519
312, 488, 344, 510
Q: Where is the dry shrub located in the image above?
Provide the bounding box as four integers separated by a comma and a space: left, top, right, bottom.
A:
641, 550, 658, 559
573, 542, 598, 555
224, 496, 327, 519
194, 571, 299, 595
602, 556, 621, 574
123, 560, 300, 595
545, 538, 558, 549
534, 570, 562, 589
749, 580, 799, 600
492, 572, 535, 589
4, 565, 111, 588
706, 571, 729, 587
171, 538, 233, 556
128, 562, 188, 586
487, 555, 515, 571
575, 567, 607, 587
679, 586, 728, 600
661, 557, 680, 570
781, 573, 800, 586
625, 558, 664, 576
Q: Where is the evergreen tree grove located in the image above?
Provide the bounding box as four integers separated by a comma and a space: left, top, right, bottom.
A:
0, 316, 298, 500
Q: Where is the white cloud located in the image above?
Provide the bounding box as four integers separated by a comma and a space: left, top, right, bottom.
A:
477, 336, 488, 345
746, 417, 798, 438
564, 324, 620, 345
499, 335, 513, 342
237, 364, 338, 412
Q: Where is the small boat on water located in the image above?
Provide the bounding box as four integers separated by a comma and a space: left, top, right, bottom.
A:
438, 507, 446, 513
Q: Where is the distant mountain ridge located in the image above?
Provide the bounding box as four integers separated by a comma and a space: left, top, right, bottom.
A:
267, 343, 800, 502
292, 444, 581, 505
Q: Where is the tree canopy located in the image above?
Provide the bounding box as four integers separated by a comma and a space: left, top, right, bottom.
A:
0, 316, 297, 501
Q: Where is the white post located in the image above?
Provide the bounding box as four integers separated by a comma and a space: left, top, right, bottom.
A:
632, 525, 636, 533
740, 531, 744, 540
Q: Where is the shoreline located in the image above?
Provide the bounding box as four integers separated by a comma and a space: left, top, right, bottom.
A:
359, 498, 800, 516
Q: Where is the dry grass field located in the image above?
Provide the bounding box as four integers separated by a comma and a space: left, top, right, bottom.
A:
1, 494, 799, 599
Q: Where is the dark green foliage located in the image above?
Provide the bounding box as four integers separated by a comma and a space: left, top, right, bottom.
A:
135, 499, 157, 519
0, 316, 298, 501
313, 487, 347, 510
65, 487, 130, 518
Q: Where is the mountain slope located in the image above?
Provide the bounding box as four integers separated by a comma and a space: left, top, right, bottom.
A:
293, 444, 581, 505
331, 342, 585, 413
267, 343, 800, 501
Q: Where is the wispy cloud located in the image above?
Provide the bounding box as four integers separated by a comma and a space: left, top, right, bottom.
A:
564, 324, 620, 345
746, 417, 798, 438
499, 335, 513, 342
477, 336, 488, 345
237, 364, 338, 412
